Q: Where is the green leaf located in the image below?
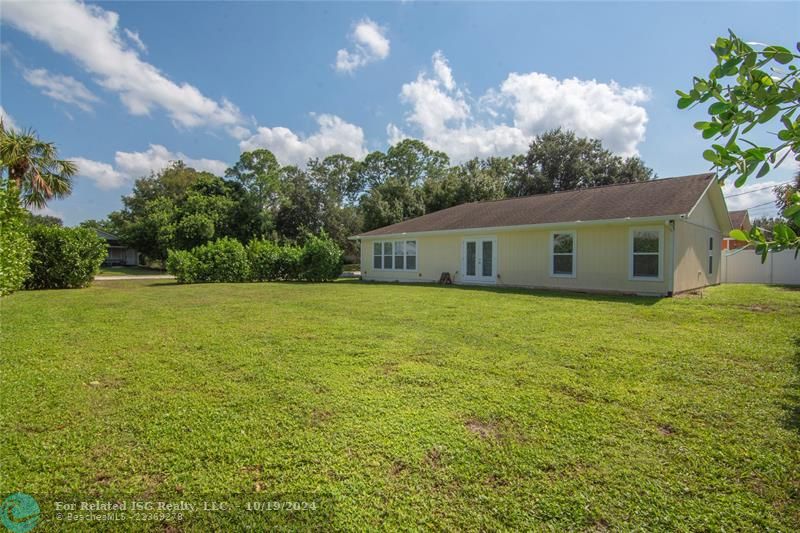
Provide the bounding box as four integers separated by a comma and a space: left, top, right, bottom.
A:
758, 105, 780, 123
702, 149, 718, 162
784, 204, 800, 218
764, 45, 794, 64
702, 123, 721, 139
729, 229, 749, 241
677, 97, 694, 109
709, 102, 730, 115
756, 161, 770, 178
694, 121, 712, 130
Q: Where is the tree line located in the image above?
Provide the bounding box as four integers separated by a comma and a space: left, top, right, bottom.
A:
89, 129, 654, 263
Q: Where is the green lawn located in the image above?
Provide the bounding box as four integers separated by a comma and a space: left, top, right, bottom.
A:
97, 266, 166, 276
1, 281, 798, 530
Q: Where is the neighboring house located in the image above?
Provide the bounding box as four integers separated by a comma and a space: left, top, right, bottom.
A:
351, 173, 732, 296
722, 209, 752, 250
95, 229, 139, 266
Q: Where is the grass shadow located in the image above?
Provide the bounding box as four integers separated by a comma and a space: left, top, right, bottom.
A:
351, 279, 662, 306
782, 336, 800, 435
776, 284, 800, 292
141, 277, 661, 305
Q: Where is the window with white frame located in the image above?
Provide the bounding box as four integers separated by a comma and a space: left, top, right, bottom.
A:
708, 237, 714, 274
630, 227, 662, 280
372, 240, 417, 270
550, 231, 576, 277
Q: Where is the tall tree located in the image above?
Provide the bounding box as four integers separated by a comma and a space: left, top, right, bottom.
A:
422, 157, 511, 213
360, 177, 425, 231
0, 122, 76, 208
274, 166, 326, 241
358, 139, 448, 230
507, 129, 653, 197
225, 149, 281, 211
109, 164, 235, 262
27, 213, 63, 227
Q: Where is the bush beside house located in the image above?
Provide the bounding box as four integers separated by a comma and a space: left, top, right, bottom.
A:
0, 183, 33, 296
25, 226, 107, 290
168, 235, 342, 284
300, 234, 344, 282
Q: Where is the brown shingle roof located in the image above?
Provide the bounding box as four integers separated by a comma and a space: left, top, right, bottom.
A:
356, 173, 715, 237
728, 209, 750, 230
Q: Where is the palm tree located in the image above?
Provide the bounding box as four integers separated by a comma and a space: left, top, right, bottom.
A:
0, 120, 76, 208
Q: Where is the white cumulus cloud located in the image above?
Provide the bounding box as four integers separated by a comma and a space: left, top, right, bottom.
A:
2, 0, 244, 130
75, 145, 228, 190
0, 106, 18, 130
722, 179, 783, 217
498, 72, 650, 156
115, 144, 229, 177
335, 18, 390, 73
123, 28, 147, 53
23, 68, 99, 112
391, 51, 651, 161
239, 114, 367, 166
431, 50, 455, 91
73, 157, 127, 189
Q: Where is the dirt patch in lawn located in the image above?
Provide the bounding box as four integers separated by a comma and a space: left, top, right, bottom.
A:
86, 376, 127, 389
743, 304, 776, 313
424, 446, 445, 469
390, 460, 409, 476
465, 418, 500, 440
309, 409, 333, 427
658, 423, 676, 436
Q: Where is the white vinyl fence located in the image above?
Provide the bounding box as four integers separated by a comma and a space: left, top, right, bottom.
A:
721, 247, 800, 285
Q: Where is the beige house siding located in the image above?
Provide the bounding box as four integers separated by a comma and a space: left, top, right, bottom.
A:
361, 221, 675, 296
673, 190, 725, 293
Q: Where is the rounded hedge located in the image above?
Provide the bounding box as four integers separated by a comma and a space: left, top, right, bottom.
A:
276, 244, 303, 281
168, 234, 343, 284
167, 238, 250, 283
165, 249, 200, 284
300, 234, 343, 282
247, 239, 282, 281
24, 226, 106, 290
0, 183, 32, 296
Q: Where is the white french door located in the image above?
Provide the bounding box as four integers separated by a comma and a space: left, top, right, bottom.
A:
462, 237, 497, 284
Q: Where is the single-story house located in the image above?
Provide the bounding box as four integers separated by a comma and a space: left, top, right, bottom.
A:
722, 209, 752, 250
95, 229, 139, 266
350, 173, 732, 296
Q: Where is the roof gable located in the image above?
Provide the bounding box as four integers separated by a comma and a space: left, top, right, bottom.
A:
357, 173, 716, 238
728, 209, 751, 230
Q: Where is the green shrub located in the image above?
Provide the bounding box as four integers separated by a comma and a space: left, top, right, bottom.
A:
0, 182, 32, 295
247, 239, 282, 281
169, 235, 343, 284
276, 244, 303, 280
25, 226, 106, 290
193, 238, 250, 282
166, 249, 200, 284
167, 238, 250, 283
300, 234, 343, 282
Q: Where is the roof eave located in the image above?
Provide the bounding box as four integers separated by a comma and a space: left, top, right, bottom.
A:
350, 214, 681, 240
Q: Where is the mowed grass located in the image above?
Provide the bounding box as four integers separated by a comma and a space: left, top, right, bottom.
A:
1, 281, 799, 531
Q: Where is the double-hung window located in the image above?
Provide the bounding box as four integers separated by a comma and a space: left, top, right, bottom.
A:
372, 240, 417, 271
630, 227, 663, 281
550, 231, 576, 277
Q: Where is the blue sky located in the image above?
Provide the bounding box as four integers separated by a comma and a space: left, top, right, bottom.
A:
1, 1, 798, 225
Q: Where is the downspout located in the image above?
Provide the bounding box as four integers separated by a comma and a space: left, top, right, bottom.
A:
668, 219, 676, 296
